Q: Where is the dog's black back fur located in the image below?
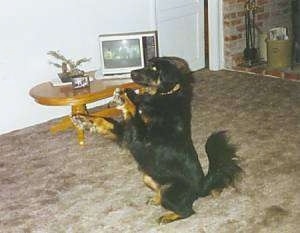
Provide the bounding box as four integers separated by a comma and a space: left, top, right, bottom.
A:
113, 57, 241, 219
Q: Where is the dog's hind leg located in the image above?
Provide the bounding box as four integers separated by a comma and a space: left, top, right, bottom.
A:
158, 182, 196, 224
143, 174, 161, 205
210, 188, 223, 198
157, 212, 182, 224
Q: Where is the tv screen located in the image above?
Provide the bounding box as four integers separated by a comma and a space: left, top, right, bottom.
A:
102, 39, 142, 68
98, 31, 158, 77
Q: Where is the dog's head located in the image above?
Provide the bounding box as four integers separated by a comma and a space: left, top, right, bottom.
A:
130, 57, 190, 95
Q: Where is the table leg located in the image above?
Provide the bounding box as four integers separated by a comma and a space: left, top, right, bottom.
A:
49, 104, 88, 145
91, 107, 121, 118
50, 104, 121, 146
50, 116, 73, 134
71, 104, 88, 145
75, 127, 85, 146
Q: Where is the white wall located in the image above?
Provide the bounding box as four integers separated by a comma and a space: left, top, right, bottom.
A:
0, 0, 156, 135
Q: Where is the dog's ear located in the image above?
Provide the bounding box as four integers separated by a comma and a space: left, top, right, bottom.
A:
150, 57, 190, 75
148, 57, 191, 94
165, 57, 191, 75
148, 58, 182, 93
148, 57, 163, 71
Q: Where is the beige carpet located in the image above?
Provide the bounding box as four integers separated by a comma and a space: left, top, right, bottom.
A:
0, 70, 299, 233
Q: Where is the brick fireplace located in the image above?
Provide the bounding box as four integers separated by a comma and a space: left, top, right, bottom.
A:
221, 0, 299, 80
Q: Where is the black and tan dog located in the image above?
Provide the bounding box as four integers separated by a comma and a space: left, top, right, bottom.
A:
72, 57, 241, 224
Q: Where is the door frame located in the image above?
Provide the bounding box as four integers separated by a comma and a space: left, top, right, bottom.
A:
208, 0, 224, 71
153, 0, 224, 71
154, 0, 205, 71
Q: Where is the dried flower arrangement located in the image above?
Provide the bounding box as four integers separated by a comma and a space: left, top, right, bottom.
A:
47, 51, 91, 82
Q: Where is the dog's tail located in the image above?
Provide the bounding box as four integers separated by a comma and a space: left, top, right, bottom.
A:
198, 131, 242, 197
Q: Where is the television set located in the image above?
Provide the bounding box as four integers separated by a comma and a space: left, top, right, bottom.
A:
97, 31, 158, 78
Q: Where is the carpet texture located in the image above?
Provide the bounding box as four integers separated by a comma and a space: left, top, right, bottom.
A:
0, 70, 299, 233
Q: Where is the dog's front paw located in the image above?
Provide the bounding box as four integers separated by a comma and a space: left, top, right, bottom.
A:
124, 88, 136, 99
109, 88, 125, 107
71, 115, 97, 132
109, 88, 136, 120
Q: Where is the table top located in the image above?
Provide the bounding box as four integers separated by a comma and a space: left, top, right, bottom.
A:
29, 79, 141, 106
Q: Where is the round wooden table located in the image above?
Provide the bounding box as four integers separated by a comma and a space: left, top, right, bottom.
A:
30, 79, 140, 145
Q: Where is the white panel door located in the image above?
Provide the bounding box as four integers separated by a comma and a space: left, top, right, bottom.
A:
155, 0, 205, 71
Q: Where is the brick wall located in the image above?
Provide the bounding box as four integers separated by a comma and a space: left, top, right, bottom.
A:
223, 0, 292, 68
